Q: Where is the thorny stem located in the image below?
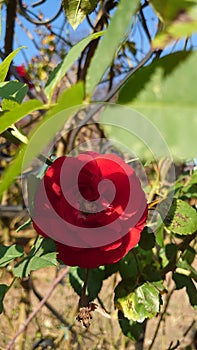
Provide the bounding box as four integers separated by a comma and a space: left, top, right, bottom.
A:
6, 267, 69, 350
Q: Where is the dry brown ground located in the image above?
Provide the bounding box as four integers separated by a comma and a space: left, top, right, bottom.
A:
0, 264, 196, 350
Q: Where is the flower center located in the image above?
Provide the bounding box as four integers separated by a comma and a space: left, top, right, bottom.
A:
79, 200, 98, 215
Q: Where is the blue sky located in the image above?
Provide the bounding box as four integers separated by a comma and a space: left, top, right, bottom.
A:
0, 1, 90, 65
0, 1, 196, 67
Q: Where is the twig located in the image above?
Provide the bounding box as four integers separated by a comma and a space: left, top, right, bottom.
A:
68, 47, 153, 151
6, 267, 69, 350
148, 288, 175, 350
4, 0, 17, 79
167, 319, 196, 350
167, 340, 180, 350
30, 278, 75, 330
139, 5, 152, 43
160, 231, 197, 278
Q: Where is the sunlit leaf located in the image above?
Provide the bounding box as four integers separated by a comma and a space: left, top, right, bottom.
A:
63, 0, 99, 29
0, 244, 24, 267
0, 47, 24, 82
86, 0, 139, 96
2, 99, 19, 111
0, 99, 44, 135
116, 51, 197, 160
159, 199, 197, 235
115, 281, 164, 322
45, 31, 103, 101
0, 83, 84, 196
13, 238, 57, 278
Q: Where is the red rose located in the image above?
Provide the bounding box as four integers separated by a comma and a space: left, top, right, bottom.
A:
32, 152, 148, 268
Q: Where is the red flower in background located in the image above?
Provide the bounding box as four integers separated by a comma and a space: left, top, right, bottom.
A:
16, 65, 34, 89
32, 152, 148, 268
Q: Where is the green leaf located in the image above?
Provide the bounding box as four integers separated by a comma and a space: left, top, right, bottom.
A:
0, 81, 28, 103
150, 0, 196, 22
69, 267, 84, 297
0, 244, 24, 267
173, 273, 197, 308
118, 312, 146, 341
165, 243, 177, 261
159, 199, 197, 235
6, 125, 28, 144
155, 224, 164, 248
0, 47, 24, 82
22, 82, 84, 171
0, 284, 8, 314
63, 0, 99, 29
0, 2, 2, 39
142, 265, 162, 283
13, 238, 57, 278
181, 171, 197, 198
139, 227, 155, 251
45, 31, 103, 100
0, 83, 84, 196
176, 260, 197, 281
0, 99, 43, 135
86, 0, 139, 96
27, 174, 41, 217
119, 251, 138, 280
69, 267, 104, 301
2, 99, 19, 111
182, 246, 196, 265
102, 263, 120, 279
0, 145, 26, 197
16, 218, 32, 232
150, 0, 197, 49
24, 253, 57, 275
115, 281, 164, 322
117, 51, 197, 160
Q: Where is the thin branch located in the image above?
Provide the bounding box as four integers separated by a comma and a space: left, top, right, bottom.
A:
160, 231, 197, 278
6, 267, 69, 350
4, 0, 17, 79
18, 0, 62, 25
139, 5, 152, 43
148, 288, 175, 350
77, 1, 117, 81
68, 47, 153, 151
30, 277, 77, 340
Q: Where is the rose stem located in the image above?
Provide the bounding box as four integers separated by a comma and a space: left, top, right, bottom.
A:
80, 268, 90, 307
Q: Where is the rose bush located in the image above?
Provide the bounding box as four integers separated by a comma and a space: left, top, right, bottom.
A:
32, 152, 148, 268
